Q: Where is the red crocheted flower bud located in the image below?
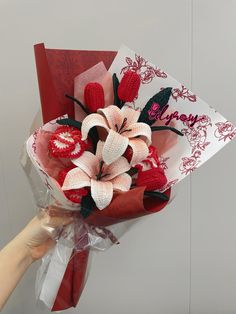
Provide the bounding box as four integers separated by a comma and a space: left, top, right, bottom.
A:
118, 71, 141, 102
136, 167, 167, 191
84, 82, 105, 112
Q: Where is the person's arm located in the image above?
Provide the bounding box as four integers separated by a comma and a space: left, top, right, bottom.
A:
0, 232, 33, 311
0, 210, 73, 311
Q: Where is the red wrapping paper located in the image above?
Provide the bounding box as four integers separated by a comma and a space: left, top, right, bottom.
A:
34, 43, 117, 123
34, 43, 170, 311
52, 187, 170, 311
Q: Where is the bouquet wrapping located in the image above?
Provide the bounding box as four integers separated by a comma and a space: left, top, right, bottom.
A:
21, 43, 235, 311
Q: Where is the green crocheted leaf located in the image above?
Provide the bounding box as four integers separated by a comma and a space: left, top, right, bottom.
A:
138, 87, 172, 126
80, 193, 96, 218
112, 73, 121, 108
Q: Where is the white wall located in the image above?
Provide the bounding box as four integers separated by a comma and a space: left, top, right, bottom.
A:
0, 1, 235, 313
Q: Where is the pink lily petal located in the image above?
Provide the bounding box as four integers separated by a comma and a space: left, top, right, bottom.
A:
102, 129, 129, 165
95, 140, 105, 161
81, 113, 109, 140
62, 168, 91, 190
91, 179, 113, 210
121, 106, 140, 125
111, 173, 132, 191
103, 156, 131, 181
124, 122, 152, 145
128, 138, 149, 166
72, 151, 99, 177
98, 105, 123, 131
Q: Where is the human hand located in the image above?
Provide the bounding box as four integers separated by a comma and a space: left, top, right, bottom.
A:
0, 207, 74, 310
16, 207, 74, 262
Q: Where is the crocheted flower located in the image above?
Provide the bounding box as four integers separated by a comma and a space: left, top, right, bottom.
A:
81, 105, 152, 165
136, 168, 167, 191
135, 146, 167, 191
62, 141, 132, 210
118, 71, 141, 102
49, 126, 86, 158
84, 82, 105, 112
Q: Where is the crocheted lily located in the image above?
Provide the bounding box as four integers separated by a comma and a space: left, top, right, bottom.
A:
81, 105, 152, 165
62, 141, 132, 210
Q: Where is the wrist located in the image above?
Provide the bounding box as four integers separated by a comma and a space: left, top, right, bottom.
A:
12, 234, 34, 266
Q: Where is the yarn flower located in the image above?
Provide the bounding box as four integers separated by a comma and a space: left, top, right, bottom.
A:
135, 146, 167, 191
118, 71, 141, 102
62, 141, 132, 210
81, 105, 152, 165
48, 126, 86, 158
84, 82, 105, 112
136, 167, 167, 191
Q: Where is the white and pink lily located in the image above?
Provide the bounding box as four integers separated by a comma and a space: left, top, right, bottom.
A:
62, 141, 132, 210
81, 105, 152, 165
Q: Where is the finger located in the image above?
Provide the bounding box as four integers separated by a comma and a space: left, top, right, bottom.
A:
47, 206, 76, 218
43, 215, 74, 229
39, 206, 75, 228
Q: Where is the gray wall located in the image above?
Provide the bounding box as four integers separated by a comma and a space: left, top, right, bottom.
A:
0, 0, 235, 313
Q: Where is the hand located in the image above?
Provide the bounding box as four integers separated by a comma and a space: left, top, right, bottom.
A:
16, 207, 74, 262
0, 207, 74, 310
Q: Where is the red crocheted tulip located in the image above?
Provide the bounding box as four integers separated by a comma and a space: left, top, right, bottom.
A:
84, 82, 105, 112
136, 167, 167, 191
118, 71, 141, 102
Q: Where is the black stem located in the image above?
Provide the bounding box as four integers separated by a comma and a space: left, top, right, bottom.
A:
112, 73, 121, 107
127, 168, 138, 177
144, 190, 169, 201
65, 94, 90, 115
56, 118, 82, 129
151, 126, 183, 136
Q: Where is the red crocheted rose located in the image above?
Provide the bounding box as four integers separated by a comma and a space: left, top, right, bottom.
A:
49, 126, 86, 158
84, 82, 105, 112
118, 71, 141, 102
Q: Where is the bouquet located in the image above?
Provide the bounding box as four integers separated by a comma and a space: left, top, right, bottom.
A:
21, 43, 236, 311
